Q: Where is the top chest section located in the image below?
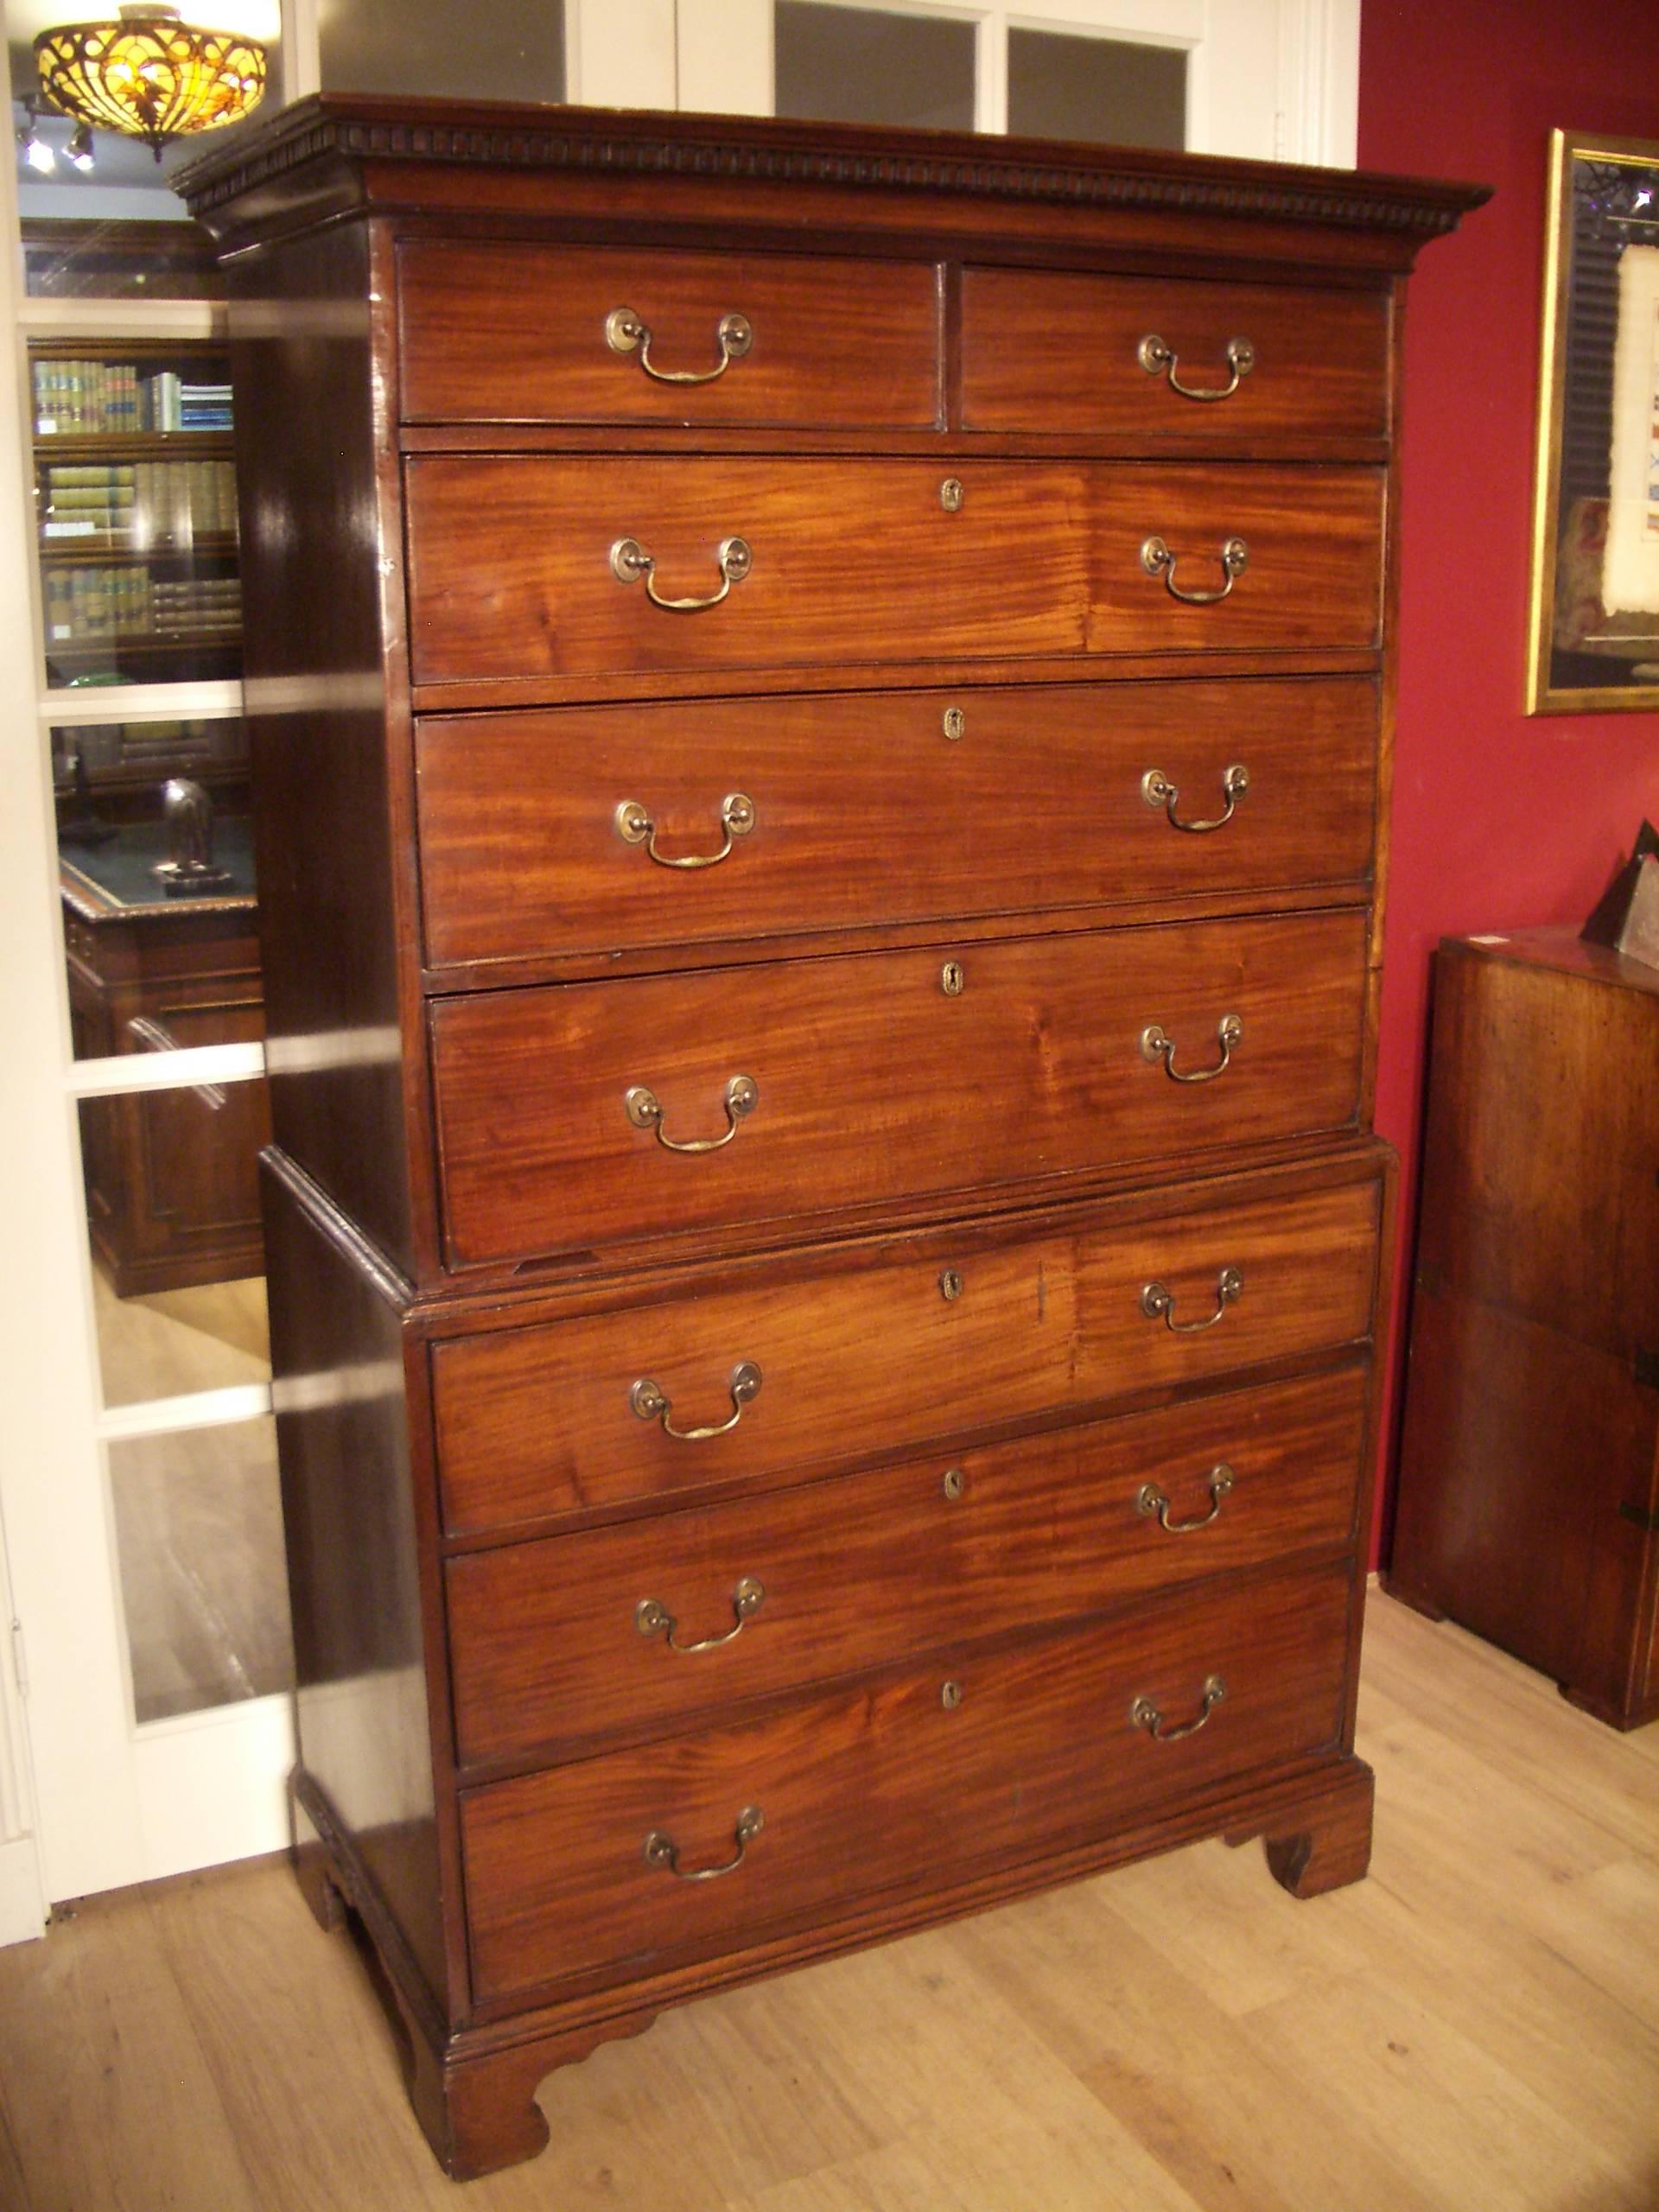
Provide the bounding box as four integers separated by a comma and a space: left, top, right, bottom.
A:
395, 238, 1390, 450
390, 236, 1394, 703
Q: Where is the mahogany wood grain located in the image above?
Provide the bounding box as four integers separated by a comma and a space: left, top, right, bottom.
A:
446, 1361, 1368, 1770
227, 222, 419, 1277
1255, 1752, 1374, 1897
168, 98, 1488, 2181
1390, 1289, 1659, 1731
413, 674, 1377, 973
461, 1561, 1352, 2007
397, 240, 942, 428
429, 908, 1368, 1268
1408, 932, 1659, 1363
178, 96, 1487, 282
261, 1161, 449, 2011
961, 267, 1389, 442
1388, 933, 1659, 1731
430, 1166, 1382, 1536
403, 457, 1384, 686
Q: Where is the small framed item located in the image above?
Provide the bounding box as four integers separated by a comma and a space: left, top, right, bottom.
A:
1528, 130, 1659, 713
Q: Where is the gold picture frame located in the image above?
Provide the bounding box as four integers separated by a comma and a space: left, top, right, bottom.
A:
1528, 130, 1659, 714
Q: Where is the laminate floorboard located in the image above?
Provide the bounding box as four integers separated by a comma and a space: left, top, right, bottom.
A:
1, 1595, 1655, 2212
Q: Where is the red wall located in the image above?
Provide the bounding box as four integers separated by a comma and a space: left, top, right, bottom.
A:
1359, 0, 1659, 1560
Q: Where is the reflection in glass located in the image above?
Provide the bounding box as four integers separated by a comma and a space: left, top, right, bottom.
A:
775, 2, 976, 132
92, 1258, 270, 1409
319, 0, 564, 100
58, 721, 260, 1071
33, 339, 241, 690
22, 215, 228, 302
76, 1044, 269, 1301
110, 1417, 293, 1724
1007, 29, 1186, 151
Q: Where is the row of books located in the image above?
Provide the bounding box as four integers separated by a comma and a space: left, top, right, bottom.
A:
44, 568, 242, 646
41, 460, 239, 545
33, 360, 234, 436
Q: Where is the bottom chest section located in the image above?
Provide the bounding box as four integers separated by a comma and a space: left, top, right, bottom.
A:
460, 1559, 1355, 2014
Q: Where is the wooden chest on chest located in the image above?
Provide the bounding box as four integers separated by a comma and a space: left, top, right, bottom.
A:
179, 99, 1482, 2179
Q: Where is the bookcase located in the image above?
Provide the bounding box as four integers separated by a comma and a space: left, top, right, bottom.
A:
31, 340, 242, 691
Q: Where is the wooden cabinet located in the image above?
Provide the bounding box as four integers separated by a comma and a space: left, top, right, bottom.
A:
178, 99, 1481, 2180
62, 839, 268, 1297
1389, 931, 1659, 1732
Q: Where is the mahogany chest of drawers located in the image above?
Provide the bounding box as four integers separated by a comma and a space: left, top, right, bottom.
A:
179, 99, 1482, 2179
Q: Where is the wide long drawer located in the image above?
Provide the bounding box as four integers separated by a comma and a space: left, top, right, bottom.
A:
414, 675, 1378, 971
447, 1363, 1368, 1769
404, 458, 1384, 686
429, 908, 1367, 1268
960, 268, 1389, 442
397, 241, 943, 428
431, 1165, 1384, 1536
461, 1560, 1353, 2007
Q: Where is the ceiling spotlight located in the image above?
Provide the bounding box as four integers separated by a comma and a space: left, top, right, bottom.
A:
66, 121, 95, 171
17, 108, 56, 174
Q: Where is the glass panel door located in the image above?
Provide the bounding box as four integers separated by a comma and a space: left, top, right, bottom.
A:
678, 0, 1355, 167
1, 12, 291, 1907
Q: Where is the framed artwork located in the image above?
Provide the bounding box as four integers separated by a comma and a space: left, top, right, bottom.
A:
1528, 130, 1659, 714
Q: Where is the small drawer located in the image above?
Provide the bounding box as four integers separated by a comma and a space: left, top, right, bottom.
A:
962, 269, 1389, 443
404, 457, 1384, 688
414, 674, 1377, 971
461, 1560, 1353, 2007
447, 1363, 1368, 1769
429, 908, 1367, 1269
397, 242, 942, 429
431, 1162, 1383, 1536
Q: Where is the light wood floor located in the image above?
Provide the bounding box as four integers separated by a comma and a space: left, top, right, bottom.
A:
3, 1593, 1656, 2212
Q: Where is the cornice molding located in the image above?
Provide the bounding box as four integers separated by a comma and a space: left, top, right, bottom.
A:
175, 96, 1487, 239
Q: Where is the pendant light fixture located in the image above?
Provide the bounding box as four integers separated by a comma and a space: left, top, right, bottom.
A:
34, 4, 267, 162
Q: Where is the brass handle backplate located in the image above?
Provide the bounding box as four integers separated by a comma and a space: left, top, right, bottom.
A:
1141, 1267, 1243, 1334
1131, 1675, 1227, 1740
612, 534, 752, 612
1140, 1013, 1243, 1084
630, 1361, 762, 1441
1141, 534, 1249, 605
626, 1073, 757, 1154
1141, 764, 1249, 833
636, 1575, 766, 1653
607, 305, 753, 385
1137, 1465, 1235, 1533
1138, 333, 1255, 401
616, 791, 755, 868
643, 1805, 764, 1880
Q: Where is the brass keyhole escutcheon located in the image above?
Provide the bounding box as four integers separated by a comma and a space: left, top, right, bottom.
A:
942, 1467, 965, 1500
942, 706, 966, 741
941, 961, 965, 996
939, 1268, 963, 1302
939, 477, 964, 512
940, 1681, 963, 1710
